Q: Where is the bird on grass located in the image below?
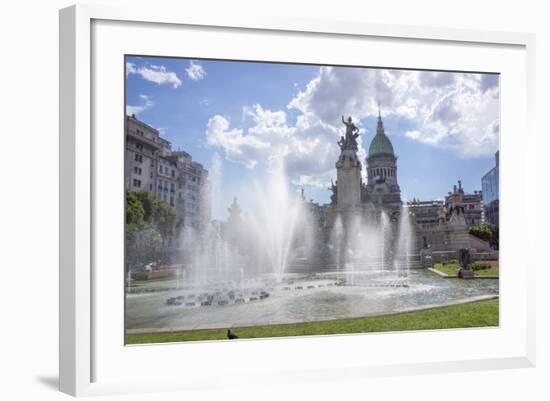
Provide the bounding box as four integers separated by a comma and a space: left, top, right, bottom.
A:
227, 329, 238, 340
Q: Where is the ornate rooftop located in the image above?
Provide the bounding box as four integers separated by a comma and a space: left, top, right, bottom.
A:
368, 109, 395, 158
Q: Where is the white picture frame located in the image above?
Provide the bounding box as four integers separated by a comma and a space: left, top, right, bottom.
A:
59, 4, 536, 397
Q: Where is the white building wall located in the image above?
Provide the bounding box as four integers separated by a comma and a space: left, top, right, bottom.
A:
125, 116, 211, 233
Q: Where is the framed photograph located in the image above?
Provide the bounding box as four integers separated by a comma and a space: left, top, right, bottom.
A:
60, 4, 536, 396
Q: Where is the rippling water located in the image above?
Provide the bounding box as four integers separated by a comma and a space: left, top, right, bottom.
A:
125, 270, 498, 331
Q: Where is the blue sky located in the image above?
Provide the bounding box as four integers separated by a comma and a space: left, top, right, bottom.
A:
126, 56, 499, 220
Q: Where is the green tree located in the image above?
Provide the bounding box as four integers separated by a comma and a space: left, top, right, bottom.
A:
469, 224, 499, 250
126, 190, 146, 269
155, 200, 177, 243
126, 190, 145, 230
469, 225, 492, 242
135, 191, 158, 222
127, 191, 178, 265
488, 224, 499, 250
135, 191, 177, 243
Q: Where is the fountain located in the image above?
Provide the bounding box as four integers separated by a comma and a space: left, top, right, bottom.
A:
125, 155, 499, 331
395, 204, 413, 278
330, 215, 344, 279
249, 158, 305, 280
125, 113, 498, 333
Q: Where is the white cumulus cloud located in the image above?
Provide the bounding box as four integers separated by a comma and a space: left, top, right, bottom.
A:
186, 61, 206, 81
126, 94, 153, 116
205, 66, 499, 190
126, 62, 182, 88
206, 104, 364, 188
206, 114, 269, 169
288, 67, 499, 157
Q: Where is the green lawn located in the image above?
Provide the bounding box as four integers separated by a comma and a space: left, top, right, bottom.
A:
432, 262, 499, 277
126, 299, 499, 344
433, 263, 460, 276
474, 266, 499, 276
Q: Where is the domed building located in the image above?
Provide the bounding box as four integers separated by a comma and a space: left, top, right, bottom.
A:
319, 109, 410, 271
362, 109, 402, 215
312, 107, 492, 273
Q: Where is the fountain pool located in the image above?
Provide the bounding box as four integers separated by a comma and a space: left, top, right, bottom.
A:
125, 270, 498, 332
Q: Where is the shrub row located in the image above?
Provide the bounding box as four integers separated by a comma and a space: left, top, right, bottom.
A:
468, 262, 492, 271
439, 259, 493, 271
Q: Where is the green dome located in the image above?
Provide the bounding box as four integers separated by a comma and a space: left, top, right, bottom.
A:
368, 116, 394, 158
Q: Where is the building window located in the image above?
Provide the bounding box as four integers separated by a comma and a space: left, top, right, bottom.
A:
171, 169, 175, 177
136, 143, 144, 151
134, 153, 143, 163
132, 179, 141, 188
133, 166, 142, 175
